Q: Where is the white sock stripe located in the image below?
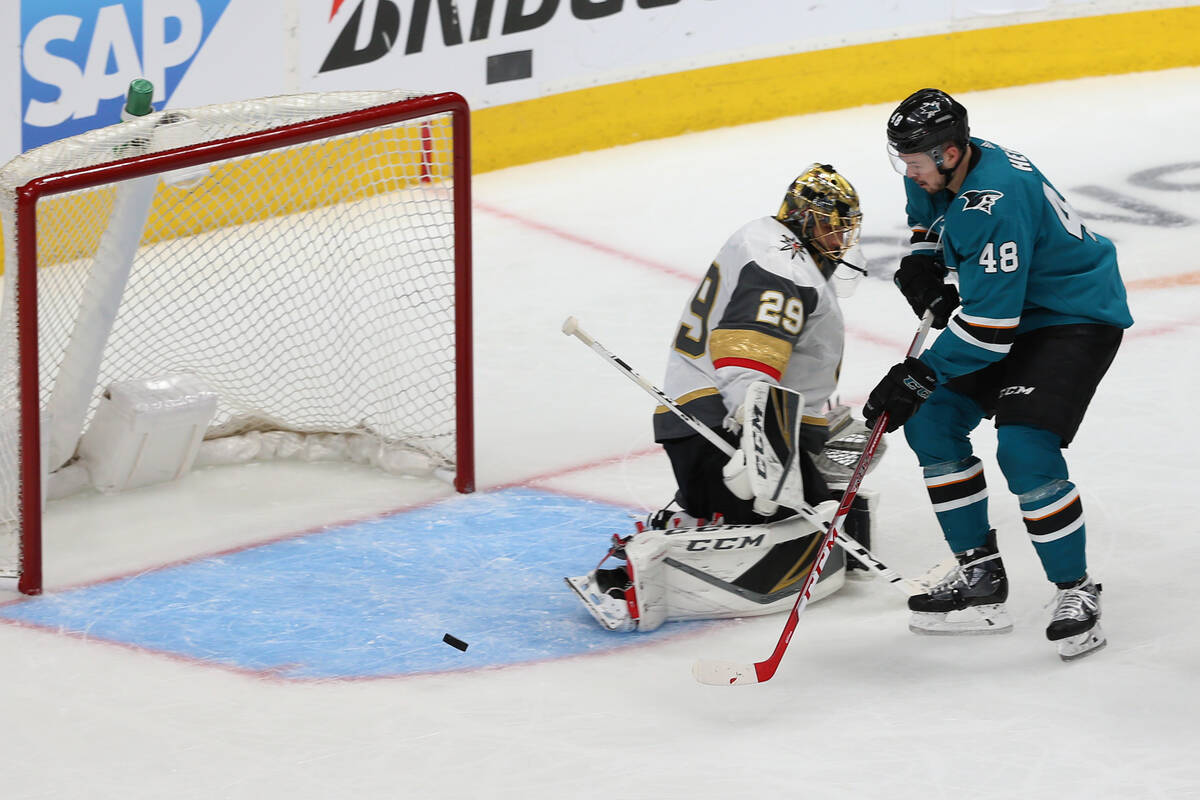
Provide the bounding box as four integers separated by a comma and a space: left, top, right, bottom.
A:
924, 461, 984, 488
1023, 487, 1081, 520
1029, 514, 1085, 544
948, 317, 1013, 354
931, 487, 989, 513
956, 311, 1021, 328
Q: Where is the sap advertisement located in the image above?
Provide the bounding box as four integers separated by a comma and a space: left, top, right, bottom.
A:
2, 0, 1184, 163
21, 0, 230, 150
16, 0, 284, 158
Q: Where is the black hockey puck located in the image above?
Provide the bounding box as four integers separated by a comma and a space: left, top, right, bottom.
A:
443, 633, 468, 651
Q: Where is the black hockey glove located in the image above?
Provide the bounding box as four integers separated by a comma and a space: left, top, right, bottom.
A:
862, 357, 937, 433
893, 254, 959, 329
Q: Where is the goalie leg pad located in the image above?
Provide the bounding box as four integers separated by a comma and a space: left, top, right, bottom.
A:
568, 503, 849, 632
624, 531, 671, 631
658, 502, 845, 622
841, 489, 877, 574
566, 530, 674, 633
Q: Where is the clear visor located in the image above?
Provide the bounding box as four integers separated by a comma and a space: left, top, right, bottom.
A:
832, 244, 867, 298
887, 143, 940, 176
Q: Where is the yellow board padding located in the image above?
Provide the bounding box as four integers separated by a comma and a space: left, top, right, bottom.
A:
471, 5, 1200, 173
27, 116, 454, 269
13, 5, 1199, 272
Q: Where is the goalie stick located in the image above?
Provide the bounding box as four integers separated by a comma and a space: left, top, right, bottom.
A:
692, 312, 934, 686
560, 315, 922, 596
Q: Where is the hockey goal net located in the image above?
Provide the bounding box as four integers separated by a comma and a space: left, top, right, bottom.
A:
0, 90, 473, 595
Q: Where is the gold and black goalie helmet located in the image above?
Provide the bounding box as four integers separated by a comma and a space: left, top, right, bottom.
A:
775, 163, 863, 262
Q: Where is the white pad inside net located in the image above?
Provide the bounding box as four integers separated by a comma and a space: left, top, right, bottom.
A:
0, 90, 465, 579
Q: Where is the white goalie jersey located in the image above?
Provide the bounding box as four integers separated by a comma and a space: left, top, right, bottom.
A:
653, 216, 845, 442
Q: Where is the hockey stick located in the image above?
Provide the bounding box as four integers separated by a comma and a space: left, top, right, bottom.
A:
562, 316, 734, 458
561, 315, 919, 595
691, 312, 934, 685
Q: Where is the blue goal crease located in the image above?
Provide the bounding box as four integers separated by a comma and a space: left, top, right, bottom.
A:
0, 487, 700, 679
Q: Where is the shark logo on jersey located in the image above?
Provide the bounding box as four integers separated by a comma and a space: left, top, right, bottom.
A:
960, 190, 1005, 215
778, 234, 806, 259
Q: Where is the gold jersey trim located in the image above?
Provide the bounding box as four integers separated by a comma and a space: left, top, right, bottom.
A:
654, 386, 721, 415
710, 328, 792, 374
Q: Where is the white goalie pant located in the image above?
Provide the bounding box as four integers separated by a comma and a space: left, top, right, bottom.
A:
628, 499, 843, 631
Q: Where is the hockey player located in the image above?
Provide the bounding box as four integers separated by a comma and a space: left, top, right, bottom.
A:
568, 164, 877, 632
862, 88, 1132, 660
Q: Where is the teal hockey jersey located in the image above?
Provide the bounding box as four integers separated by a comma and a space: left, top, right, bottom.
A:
903, 137, 1133, 383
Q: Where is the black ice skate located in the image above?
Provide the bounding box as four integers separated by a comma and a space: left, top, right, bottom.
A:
908, 531, 1012, 635
1046, 576, 1105, 661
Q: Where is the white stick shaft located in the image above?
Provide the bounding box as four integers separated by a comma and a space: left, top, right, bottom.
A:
834, 532, 923, 595
561, 316, 734, 456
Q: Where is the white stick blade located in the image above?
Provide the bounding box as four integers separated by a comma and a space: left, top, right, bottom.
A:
915, 555, 958, 590
692, 659, 759, 686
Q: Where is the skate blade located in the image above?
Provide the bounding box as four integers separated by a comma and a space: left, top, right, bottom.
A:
564, 576, 634, 632
909, 604, 1013, 636
1057, 624, 1107, 662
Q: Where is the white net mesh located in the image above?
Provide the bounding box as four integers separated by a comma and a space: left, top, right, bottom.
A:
0, 90, 467, 582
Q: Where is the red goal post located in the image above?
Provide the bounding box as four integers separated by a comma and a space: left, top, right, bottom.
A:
0, 90, 473, 595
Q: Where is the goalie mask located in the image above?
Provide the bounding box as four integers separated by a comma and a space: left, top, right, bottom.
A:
776, 163, 865, 294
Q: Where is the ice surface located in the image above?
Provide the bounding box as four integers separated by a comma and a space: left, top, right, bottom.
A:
2, 68, 1199, 798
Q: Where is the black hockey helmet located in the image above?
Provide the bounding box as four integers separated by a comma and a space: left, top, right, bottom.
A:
887, 88, 969, 174
887, 88, 969, 153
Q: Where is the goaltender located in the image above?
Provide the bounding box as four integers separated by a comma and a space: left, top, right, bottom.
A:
568, 164, 880, 632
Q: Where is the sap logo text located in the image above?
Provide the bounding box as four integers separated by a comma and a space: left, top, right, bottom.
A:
22, 0, 229, 150
999, 385, 1035, 397
685, 534, 766, 552
322, 0, 684, 72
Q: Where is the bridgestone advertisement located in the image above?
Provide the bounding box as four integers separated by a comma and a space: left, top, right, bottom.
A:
5, 0, 1190, 163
